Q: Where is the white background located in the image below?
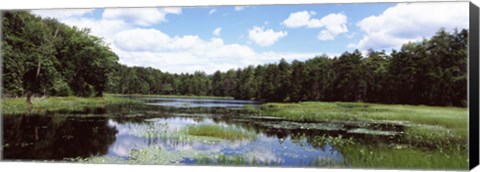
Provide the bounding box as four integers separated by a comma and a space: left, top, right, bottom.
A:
0, 0, 479, 172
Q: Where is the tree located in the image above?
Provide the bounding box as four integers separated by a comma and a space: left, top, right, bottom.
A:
2, 11, 58, 107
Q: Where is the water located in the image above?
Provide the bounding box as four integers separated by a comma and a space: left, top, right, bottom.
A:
2, 97, 396, 166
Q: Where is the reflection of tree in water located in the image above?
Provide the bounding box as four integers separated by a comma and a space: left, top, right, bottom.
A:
3, 115, 118, 160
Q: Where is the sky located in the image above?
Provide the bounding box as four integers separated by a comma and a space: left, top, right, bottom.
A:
31, 2, 469, 74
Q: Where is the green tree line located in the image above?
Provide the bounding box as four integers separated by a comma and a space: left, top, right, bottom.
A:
2, 11, 119, 105
106, 28, 468, 107
2, 11, 468, 107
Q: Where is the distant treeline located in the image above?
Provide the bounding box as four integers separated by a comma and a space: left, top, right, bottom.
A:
2, 11, 468, 107
106, 29, 468, 107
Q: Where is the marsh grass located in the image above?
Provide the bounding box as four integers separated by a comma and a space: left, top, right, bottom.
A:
403, 125, 467, 150
252, 102, 468, 169
300, 134, 467, 169
2, 94, 142, 115
254, 101, 467, 148
339, 144, 468, 170
257, 102, 466, 129
185, 124, 256, 141
117, 121, 220, 146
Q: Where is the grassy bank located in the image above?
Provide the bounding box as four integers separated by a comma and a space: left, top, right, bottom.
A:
1, 93, 233, 115
255, 102, 467, 137
2, 94, 143, 115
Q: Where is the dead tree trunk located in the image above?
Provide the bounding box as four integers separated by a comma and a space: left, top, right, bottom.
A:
26, 91, 33, 112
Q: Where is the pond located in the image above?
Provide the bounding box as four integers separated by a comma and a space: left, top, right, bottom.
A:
2, 97, 401, 167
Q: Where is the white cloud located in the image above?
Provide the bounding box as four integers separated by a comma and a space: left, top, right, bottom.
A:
315, 13, 348, 40
111, 28, 323, 74
68, 18, 134, 43
163, 7, 182, 14
102, 7, 182, 26
234, 6, 247, 11
32, 8, 325, 74
282, 11, 348, 41
350, 2, 468, 50
213, 27, 222, 37
209, 9, 217, 15
33, 8, 183, 44
282, 11, 317, 28
248, 26, 287, 46
33, 9, 132, 44
114, 28, 173, 51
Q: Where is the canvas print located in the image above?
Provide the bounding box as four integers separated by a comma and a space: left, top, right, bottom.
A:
1, 1, 471, 170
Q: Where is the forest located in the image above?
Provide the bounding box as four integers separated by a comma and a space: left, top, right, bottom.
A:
2, 11, 468, 107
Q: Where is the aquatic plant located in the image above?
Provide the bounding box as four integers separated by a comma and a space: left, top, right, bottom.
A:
74, 146, 213, 165
338, 144, 468, 170
184, 124, 257, 141
194, 154, 248, 166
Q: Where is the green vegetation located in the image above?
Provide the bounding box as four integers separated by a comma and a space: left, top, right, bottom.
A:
293, 134, 467, 169
256, 102, 467, 147
254, 102, 468, 169
256, 102, 466, 133
193, 155, 249, 166
2, 10, 468, 108
339, 144, 467, 169
2, 94, 142, 115
2, 11, 118, 101
1, 10, 469, 170
74, 146, 212, 165
185, 124, 257, 141
137, 122, 224, 144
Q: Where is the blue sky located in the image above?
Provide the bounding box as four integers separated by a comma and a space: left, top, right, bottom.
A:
32, 2, 469, 74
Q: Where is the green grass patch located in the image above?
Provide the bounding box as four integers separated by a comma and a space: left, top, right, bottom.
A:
255, 102, 466, 142
339, 144, 468, 170
2, 94, 143, 115
185, 124, 256, 141
303, 135, 467, 169
257, 102, 467, 129
116, 121, 226, 145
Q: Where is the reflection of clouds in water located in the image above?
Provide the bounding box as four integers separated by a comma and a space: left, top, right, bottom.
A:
107, 131, 226, 158
245, 147, 283, 164
222, 139, 253, 149
108, 118, 216, 135
108, 134, 145, 157
108, 120, 146, 136
106, 118, 239, 158
221, 135, 344, 166
105, 117, 344, 166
